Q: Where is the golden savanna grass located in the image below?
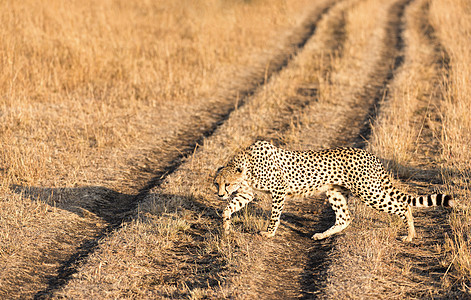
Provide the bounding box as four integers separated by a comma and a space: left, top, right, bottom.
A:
0, 0, 313, 297
329, 0, 471, 296
57, 0, 341, 296
0, 0, 311, 188
430, 0, 471, 285
1, 0, 470, 298
57, 0, 439, 297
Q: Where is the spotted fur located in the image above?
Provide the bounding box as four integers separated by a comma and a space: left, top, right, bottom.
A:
214, 141, 453, 241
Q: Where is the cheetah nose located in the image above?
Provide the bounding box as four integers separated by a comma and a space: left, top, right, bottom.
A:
218, 193, 224, 198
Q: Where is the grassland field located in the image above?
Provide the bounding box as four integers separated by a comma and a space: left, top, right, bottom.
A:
0, 0, 470, 298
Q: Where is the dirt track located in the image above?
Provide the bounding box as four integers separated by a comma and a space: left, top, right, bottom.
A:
2, 0, 467, 298
5, 1, 338, 298
227, 0, 413, 297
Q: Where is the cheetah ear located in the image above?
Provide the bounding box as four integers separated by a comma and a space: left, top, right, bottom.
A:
215, 166, 224, 176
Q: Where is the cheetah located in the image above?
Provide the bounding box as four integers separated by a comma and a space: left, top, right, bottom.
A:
214, 141, 453, 242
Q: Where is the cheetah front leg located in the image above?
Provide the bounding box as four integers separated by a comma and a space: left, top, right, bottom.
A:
222, 181, 254, 234
312, 185, 351, 240
260, 190, 287, 238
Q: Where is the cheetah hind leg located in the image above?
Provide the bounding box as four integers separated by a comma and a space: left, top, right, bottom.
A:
312, 186, 351, 240
400, 205, 416, 242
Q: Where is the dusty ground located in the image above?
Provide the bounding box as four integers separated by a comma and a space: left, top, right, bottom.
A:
1, 0, 470, 298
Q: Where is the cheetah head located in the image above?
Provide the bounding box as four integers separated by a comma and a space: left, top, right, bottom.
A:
214, 164, 246, 199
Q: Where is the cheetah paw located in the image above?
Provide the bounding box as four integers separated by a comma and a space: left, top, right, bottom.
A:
222, 223, 232, 235
311, 233, 326, 240
259, 231, 275, 238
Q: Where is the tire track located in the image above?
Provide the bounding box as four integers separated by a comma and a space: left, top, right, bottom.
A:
240, 4, 349, 298
351, 0, 411, 149
306, 0, 413, 294
419, 0, 450, 72
126, 2, 351, 296
390, 0, 460, 297
236, 0, 414, 298
321, 0, 459, 297
31, 2, 338, 298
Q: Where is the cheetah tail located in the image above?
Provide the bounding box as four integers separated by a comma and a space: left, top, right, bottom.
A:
407, 194, 454, 208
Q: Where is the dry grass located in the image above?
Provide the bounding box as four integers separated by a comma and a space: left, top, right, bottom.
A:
56, 0, 428, 297
327, 0, 471, 297
0, 0, 314, 297
0, 0, 312, 189
1, 0, 470, 298
430, 0, 471, 288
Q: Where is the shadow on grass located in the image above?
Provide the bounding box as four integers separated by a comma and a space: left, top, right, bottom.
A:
9, 184, 137, 299
11, 157, 459, 298
10, 184, 337, 298
8, 184, 221, 298
11, 185, 136, 224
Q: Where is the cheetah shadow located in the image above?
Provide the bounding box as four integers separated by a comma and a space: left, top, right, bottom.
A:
11, 183, 328, 298
10, 184, 137, 225
10, 156, 460, 299
9, 184, 224, 298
